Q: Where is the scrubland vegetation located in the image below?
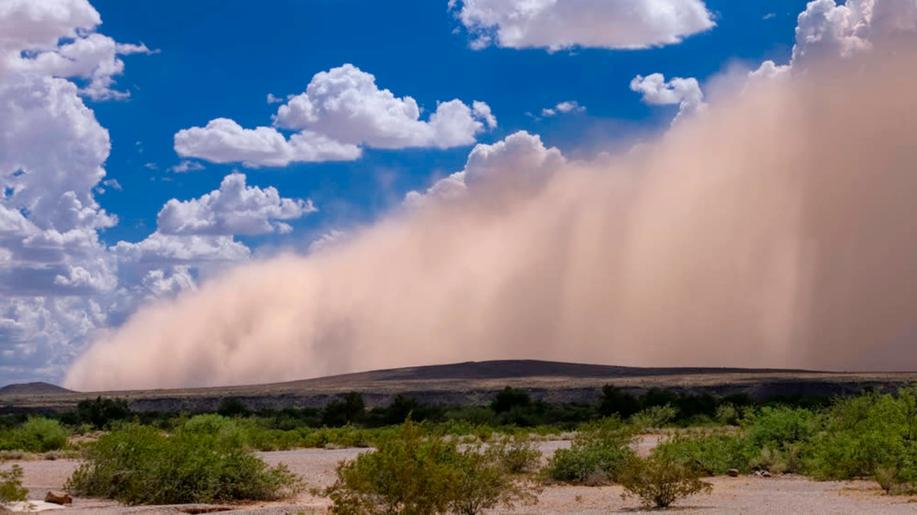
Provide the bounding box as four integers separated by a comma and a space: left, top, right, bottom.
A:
326, 421, 539, 514
2, 385, 917, 508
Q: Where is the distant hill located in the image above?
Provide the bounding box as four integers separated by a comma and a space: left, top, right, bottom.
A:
283, 359, 818, 387
1, 360, 914, 415
0, 382, 72, 396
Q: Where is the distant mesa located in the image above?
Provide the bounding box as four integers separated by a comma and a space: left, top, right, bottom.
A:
0, 382, 73, 396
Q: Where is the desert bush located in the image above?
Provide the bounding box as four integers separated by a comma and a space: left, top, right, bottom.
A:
66, 423, 301, 504
618, 453, 712, 509
805, 388, 917, 483
715, 403, 740, 426
326, 421, 537, 514
545, 418, 634, 484
629, 405, 678, 430
654, 432, 749, 475
0, 465, 28, 503
492, 435, 542, 474
0, 417, 68, 452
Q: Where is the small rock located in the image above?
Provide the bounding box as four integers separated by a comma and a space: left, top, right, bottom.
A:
727, 468, 740, 477
44, 491, 71, 505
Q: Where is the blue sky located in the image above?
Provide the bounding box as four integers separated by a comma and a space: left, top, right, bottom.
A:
2, 0, 828, 385
92, 0, 805, 249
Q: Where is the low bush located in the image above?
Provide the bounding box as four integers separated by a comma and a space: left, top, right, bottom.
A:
0, 417, 69, 452
326, 421, 538, 514
492, 435, 542, 474
0, 465, 28, 503
545, 418, 634, 485
654, 432, 748, 475
618, 453, 712, 509
66, 423, 301, 504
629, 405, 678, 430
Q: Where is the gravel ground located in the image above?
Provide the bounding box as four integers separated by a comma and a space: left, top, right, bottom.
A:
5, 439, 917, 514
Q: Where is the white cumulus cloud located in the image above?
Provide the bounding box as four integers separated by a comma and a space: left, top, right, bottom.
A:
174, 118, 361, 168
405, 131, 565, 207
630, 73, 706, 122
274, 64, 495, 149
157, 172, 316, 236
541, 100, 585, 117
451, 0, 715, 51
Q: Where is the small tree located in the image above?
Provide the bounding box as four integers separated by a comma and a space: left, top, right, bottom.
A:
490, 387, 531, 414
0, 465, 28, 503
618, 453, 712, 509
322, 392, 366, 427
598, 385, 641, 418
75, 397, 131, 429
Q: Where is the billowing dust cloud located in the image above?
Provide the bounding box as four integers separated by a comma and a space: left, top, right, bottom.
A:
66, 49, 917, 390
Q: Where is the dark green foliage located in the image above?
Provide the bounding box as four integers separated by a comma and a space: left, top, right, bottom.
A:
322, 392, 366, 427
598, 385, 641, 418
326, 421, 537, 514
364, 395, 444, 426
618, 453, 713, 509
0, 465, 28, 503
0, 417, 68, 452
490, 387, 531, 414
216, 397, 250, 417
66, 422, 301, 504
70, 397, 132, 429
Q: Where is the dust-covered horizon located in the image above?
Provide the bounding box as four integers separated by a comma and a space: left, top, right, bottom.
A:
65, 47, 917, 390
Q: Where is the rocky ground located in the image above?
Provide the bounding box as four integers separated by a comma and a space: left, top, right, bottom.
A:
5, 439, 917, 514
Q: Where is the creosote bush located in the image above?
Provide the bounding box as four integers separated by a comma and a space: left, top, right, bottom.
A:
0, 465, 28, 503
618, 453, 712, 509
326, 421, 538, 514
66, 423, 301, 504
545, 417, 635, 485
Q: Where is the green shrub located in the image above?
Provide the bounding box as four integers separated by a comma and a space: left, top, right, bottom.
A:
545, 418, 634, 484
618, 453, 712, 509
73, 397, 132, 429
715, 404, 740, 426
654, 432, 749, 475
492, 435, 542, 474
0, 465, 28, 503
629, 405, 678, 430
805, 389, 917, 482
0, 417, 68, 452
66, 423, 301, 504
326, 421, 537, 514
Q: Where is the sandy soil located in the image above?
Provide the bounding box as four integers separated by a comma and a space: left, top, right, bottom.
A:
6, 440, 917, 514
